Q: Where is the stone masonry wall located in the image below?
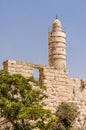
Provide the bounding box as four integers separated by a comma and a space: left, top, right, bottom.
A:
2, 60, 86, 128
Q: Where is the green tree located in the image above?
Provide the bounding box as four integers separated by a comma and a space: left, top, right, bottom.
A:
0, 71, 53, 130
53, 102, 78, 130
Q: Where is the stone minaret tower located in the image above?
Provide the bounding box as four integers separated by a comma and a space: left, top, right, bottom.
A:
48, 17, 67, 71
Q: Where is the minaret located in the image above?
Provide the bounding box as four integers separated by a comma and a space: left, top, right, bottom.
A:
48, 17, 67, 72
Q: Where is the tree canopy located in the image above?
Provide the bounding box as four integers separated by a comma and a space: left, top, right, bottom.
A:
0, 71, 54, 130
53, 102, 78, 130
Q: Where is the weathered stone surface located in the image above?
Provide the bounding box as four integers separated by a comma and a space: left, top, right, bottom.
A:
2, 60, 86, 128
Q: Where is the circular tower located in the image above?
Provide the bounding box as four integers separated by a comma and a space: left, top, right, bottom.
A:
48, 18, 67, 71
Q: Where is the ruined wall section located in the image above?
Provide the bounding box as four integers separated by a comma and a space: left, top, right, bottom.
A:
3, 60, 86, 112
3, 60, 34, 77
2, 60, 86, 128
3, 60, 47, 85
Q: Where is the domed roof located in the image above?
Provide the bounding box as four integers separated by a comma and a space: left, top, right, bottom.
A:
53, 18, 62, 27
52, 18, 62, 31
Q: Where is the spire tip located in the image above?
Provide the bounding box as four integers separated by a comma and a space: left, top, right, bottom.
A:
56, 15, 58, 19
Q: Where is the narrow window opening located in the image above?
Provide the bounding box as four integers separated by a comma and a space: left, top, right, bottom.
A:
34, 69, 39, 81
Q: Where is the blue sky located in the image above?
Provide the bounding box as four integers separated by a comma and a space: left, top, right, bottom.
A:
0, 0, 86, 79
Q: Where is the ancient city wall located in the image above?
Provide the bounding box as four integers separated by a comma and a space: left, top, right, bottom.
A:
2, 60, 86, 128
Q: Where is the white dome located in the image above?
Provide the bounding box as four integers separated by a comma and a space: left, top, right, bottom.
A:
52, 18, 62, 31
53, 19, 62, 27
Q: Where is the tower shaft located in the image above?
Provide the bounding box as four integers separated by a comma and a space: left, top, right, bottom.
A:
48, 18, 67, 71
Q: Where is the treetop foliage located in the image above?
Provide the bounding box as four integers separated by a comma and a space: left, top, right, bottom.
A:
0, 71, 53, 130
53, 102, 79, 130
